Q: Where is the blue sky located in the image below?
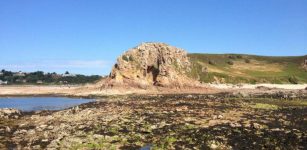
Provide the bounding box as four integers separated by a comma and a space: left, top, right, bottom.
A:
0, 0, 306, 75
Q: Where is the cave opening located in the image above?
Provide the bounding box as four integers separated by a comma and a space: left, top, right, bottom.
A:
147, 65, 160, 84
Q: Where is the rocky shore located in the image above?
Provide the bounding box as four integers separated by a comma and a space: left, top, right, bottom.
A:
0, 92, 306, 150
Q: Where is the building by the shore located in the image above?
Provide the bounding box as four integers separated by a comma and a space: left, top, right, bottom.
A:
36, 80, 43, 84
13, 71, 26, 77
16, 79, 27, 83
0, 80, 8, 85
62, 73, 76, 77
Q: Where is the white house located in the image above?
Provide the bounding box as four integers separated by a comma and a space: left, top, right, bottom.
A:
62, 73, 76, 77
13, 71, 25, 77
16, 79, 27, 83
0, 80, 8, 85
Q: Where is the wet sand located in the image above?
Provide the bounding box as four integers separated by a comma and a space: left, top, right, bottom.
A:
0, 84, 306, 98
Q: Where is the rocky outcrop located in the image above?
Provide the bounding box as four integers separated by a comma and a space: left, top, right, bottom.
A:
105, 42, 197, 88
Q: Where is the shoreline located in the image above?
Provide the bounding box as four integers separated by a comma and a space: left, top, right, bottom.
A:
0, 94, 98, 99
0, 83, 306, 98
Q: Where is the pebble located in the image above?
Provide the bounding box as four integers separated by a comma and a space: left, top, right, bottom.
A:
251, 123, 262, 129
229, 122, 242, 128
39, 125, 48, 129
212, 114, 224, 119
5, 126, 11, 132
217, 114, 224, 119
208, 140, 219, 149
28, 129, 36, 135
47, 125, 54, 130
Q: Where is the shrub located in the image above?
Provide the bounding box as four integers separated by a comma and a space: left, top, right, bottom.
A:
208, 60, 215, 65
245, 59, 251, 63
236, 55, 243, 59
228, 55, 236, 59
288, 76, 298, 84
129, 55, 134, 61
122, 55, 129, 61
227, 61, 234, 65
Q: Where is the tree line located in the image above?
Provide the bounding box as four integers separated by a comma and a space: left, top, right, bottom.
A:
0, 70, 102, 85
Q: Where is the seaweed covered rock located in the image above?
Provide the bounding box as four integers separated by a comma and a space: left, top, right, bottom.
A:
0, 108, 21, 119
106, 42, 197, 88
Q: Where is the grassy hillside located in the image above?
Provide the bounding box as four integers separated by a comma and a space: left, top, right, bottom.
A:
188, 53, 307, 84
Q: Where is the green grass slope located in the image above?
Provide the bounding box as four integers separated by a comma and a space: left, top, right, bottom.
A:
188, 53, 307, 84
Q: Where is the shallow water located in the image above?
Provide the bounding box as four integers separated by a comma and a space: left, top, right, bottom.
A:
0, 97, 93, 111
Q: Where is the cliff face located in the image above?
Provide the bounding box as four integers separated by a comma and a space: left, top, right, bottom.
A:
106, 42, 196, 88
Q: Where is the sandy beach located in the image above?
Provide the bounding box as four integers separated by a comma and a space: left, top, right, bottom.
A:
0, 83, 306, 98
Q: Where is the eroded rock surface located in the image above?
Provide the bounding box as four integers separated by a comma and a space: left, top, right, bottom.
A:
105, 42, 196, 88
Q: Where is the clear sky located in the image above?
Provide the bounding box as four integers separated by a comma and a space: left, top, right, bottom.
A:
0, 0, 306, 75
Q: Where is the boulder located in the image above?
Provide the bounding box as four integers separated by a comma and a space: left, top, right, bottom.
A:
251, 122, 262, 129
229, 122, 242, 128
104, 42, 198, 88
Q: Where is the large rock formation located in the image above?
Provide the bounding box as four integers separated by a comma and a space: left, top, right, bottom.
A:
105, 42, 196, 88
